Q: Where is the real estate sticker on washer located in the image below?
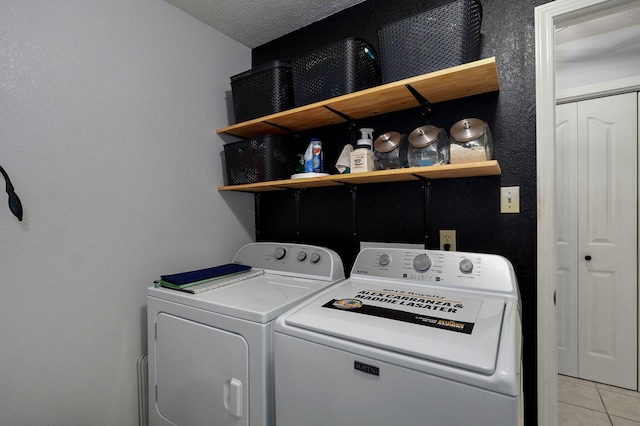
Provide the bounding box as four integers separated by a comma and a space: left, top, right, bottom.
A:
322, 288, 483, 334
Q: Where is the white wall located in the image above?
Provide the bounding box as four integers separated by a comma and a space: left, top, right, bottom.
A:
0, 1, 253, 424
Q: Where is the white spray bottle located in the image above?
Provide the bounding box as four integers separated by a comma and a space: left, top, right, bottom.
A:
350, 128, 375, 173
356, 128, 374, 150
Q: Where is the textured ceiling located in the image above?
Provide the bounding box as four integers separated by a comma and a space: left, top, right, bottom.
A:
165, 0, 367, 48
556, 5, 640, 62
555, 5, 640, 45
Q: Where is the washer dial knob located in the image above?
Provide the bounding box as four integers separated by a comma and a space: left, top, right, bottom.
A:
297, 251, 307, 261
274, 247, 287, 260
459, 258, 474, 273
413, 254, 432, 272
379, 253, 391, 266
310, 252, 321, 263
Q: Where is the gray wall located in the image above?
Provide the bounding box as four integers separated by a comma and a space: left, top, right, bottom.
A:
0, 1, 253, 424
252, 0, 549, 425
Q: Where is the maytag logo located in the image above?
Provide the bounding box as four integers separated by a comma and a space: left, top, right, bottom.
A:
355, 270, 369, 275
354, 361, 379, 376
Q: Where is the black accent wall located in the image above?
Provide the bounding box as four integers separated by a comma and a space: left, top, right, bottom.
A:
251, 0, 550, 424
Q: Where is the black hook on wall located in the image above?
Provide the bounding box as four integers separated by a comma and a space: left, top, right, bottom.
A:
0, 165, 23, 221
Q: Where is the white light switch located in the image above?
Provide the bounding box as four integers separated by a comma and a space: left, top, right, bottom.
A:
500, 186, 520, 214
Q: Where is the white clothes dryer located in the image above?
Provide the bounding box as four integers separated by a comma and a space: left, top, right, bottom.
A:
147, 242, 345, 426
274, 247, 523, 426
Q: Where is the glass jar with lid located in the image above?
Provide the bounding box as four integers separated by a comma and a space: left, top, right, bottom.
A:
407, 125, 449, 167
374, 131, 407, 169
449, 118, 493, 164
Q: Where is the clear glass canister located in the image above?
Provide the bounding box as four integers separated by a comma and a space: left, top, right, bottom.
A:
449, 118, 493, 164
374, 131, 405, 169
407, 125, 449, 167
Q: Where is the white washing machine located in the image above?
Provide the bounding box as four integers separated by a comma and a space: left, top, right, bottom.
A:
147, 242, 345, 426
274, 247, 523, 426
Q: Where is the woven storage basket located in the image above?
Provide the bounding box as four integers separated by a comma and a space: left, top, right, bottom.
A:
230, 60, 294, 123
223, 135, 297, 185
378, 0, 482, 84
291, 38, 378, 107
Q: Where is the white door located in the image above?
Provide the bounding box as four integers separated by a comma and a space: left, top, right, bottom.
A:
556, 101, 579, 378
556, 92, 638, 390
153, 313, 249, 426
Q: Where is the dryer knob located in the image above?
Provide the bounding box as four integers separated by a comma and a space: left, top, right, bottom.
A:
310, 252, 321, 263
297, 251, 307, 261
379, 254, 391, 266
413, 254, 432, 272
459, 258, 474, 273
274, 247, 287, 260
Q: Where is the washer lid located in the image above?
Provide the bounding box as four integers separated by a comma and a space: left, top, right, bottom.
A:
280, 279, 507, 375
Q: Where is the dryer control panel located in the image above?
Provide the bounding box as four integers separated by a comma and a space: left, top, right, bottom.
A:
351, 248, 517, 294
232, 242, 345, 282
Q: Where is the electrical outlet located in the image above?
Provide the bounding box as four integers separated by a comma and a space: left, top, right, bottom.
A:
439, 230, 456, 251
500, 186, 520, 213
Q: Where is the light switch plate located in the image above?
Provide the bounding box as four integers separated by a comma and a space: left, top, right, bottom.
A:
500, 186, 520, 213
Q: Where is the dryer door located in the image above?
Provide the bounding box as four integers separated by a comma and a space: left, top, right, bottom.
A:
154, 313, 249, 426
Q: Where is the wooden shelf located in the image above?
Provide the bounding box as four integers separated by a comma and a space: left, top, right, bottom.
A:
218, 161, 501, 193
217, 59, 501, 193
217, 58, 499, 139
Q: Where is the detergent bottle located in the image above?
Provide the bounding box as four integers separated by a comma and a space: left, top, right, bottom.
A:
311, 138, 322, 172
303, 141, 313, 172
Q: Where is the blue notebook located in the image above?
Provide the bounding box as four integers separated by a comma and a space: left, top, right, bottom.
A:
160, 263, 252, 287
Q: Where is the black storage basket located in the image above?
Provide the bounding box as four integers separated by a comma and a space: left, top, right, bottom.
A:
291, 38, 378, 107
377, 0, 482, 84
223, 135, 297, 185
230, 60, 294, 123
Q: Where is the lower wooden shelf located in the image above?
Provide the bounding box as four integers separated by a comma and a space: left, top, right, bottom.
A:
218, 160, 501, 193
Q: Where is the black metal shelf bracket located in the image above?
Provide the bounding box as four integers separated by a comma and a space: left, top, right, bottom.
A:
419, 177, 432, 247
254, 193, 262, 237
262, 121, 296, 134
405, 84, 432, 125
324, 105, 354, 123
350, 184, 358, 237
324, 106, 358, 144
294, 188, 303, 236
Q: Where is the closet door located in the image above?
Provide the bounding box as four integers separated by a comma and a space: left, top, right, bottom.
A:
556, 92, 638, 390
556, 102, 579, 378
577, 92, 637, 390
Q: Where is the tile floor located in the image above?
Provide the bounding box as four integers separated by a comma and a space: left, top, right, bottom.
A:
558, 375, 640, 425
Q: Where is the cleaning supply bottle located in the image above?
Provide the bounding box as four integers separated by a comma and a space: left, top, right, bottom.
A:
311, 138, 322, 173
356, 128, 374, 150
350, 128, 375, 173
304, 141, 313, 172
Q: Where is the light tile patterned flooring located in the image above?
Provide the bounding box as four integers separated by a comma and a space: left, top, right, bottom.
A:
558, 375, 640, 425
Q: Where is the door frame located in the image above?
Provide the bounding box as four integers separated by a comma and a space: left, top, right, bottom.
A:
535, 0, 640, 424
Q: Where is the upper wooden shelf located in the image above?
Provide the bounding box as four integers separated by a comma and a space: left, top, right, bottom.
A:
218, 161, 501, 193
217, 57, 500, 139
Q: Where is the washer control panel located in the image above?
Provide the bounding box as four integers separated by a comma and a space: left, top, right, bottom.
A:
351, 248, 516, 293
232, 242, 345, 281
